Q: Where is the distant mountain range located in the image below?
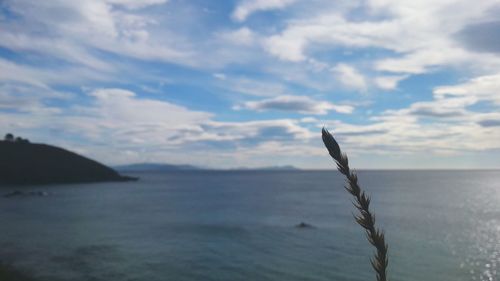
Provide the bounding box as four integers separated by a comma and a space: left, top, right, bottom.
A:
114, 163, 203, 172
114, 163, 300, 172
230, 165, 300, 171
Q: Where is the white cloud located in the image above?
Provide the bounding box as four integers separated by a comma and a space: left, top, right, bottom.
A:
1, 0, 284, 71
0, 87, 320, 166
476, 112, 500, 127
0, 83, 69, 114
0, 58, 50, 88
261, 0, 500, 76
213, 73, 227, 80
3, 0, 500, 168
232, 0, 296, 22
317, 76, 500, 155
0, 33, 114, 71
322, 111, 500, 156
300, 117, 318, 123
1, 0, 195, 69
105, 0, 169, 10
0, 57, 115, 87
217, 27, 258, 46
218, 76, 287, 97
235, 95, 354, 115
373, 47, 480, 74
84, 88, 212, 129
200, 119, 313, 143
434, 73, 500, 105
374, 75, 408, 90
332, 63, 367, 91
8, 88, 215, 147
81, 94, 313, 147
386, 97, 476, 118
263, 34, 306, 62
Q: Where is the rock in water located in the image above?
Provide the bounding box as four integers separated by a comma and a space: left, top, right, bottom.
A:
295, 222, 314, 229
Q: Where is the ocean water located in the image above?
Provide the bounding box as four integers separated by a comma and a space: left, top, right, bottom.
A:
0, 170, 499, 281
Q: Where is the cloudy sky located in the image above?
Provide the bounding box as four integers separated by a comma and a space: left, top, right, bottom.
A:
1, 0, 500, 169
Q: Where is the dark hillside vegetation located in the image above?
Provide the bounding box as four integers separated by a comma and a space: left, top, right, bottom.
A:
0, 134, 136, 185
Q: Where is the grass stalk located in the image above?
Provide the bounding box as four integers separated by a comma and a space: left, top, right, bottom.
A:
322, 128, 389, 281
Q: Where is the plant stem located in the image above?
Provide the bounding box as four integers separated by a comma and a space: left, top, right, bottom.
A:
322, 128, 389, 281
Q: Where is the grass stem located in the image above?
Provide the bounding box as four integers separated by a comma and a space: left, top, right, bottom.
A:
322, 128, 389, 281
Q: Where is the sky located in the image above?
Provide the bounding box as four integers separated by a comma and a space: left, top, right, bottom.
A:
1, 0, 500, 169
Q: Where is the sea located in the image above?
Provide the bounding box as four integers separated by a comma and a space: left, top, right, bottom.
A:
0, 170, 499, 281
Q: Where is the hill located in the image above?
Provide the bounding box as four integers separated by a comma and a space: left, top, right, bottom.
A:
0, 140, 136, 185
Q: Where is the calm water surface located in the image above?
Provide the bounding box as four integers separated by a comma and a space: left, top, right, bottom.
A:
0, 170, 499, 281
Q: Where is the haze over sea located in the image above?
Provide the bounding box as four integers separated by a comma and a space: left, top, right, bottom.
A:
1, 170, 499, 281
